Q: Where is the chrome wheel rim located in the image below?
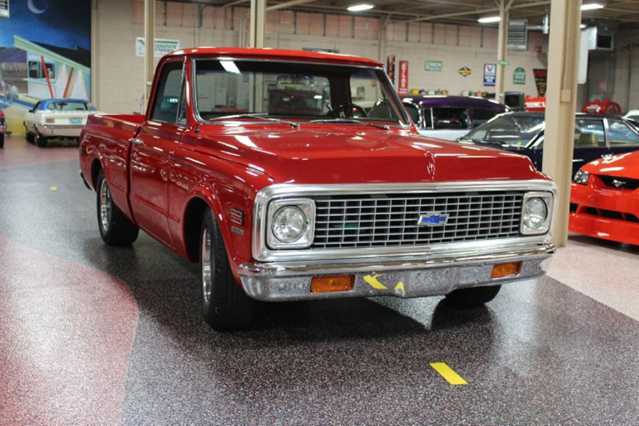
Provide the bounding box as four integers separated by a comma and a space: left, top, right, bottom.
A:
99, 180, 112, 233
201, 226, 212, 305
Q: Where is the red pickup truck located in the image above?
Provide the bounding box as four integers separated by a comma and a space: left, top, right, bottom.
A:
80, 48, 557, 330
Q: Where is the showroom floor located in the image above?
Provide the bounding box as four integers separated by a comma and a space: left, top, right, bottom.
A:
1, 136, 638, 424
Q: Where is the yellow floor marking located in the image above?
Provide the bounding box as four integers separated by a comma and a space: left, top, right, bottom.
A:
394, 282, 405, 296
429, 362, 468, 385
50, 186, 58, 191
363, 274, 387, 290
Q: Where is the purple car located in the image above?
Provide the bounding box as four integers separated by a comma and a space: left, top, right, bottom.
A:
402, 95, 508, 141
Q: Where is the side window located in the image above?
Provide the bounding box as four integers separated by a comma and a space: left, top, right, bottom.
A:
177, 82, 187, 126
472, 108, 499, 127
423, 108, 433, 129
608, 120, 639, 146
403, 103, 420, 126
574, 119, 605, 147
150, 61, 184, 124
432, 108, 468, 129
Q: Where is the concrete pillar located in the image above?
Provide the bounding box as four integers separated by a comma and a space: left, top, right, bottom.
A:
144, 0, 155, 106
495, 0, 512, 104
249, 0, 266, 48
542, 0, 583, 247
91, 0, 99, 107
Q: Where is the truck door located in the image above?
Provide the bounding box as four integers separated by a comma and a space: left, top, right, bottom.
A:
129, 59, 185, 248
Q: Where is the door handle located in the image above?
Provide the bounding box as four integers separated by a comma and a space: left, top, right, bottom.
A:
129, 137, 144, 146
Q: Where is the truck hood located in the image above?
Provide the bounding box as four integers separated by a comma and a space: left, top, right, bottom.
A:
195, 124, 546, 184
582, 151, 639, 179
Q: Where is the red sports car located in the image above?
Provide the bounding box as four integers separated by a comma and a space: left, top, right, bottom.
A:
570, 151, 639, 245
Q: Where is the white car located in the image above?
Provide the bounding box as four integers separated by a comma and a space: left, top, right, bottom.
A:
623, 110, 639, 125
23, 98, 96, 147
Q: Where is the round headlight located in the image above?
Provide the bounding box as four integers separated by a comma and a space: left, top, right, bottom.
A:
272, 206, 307, 243
523, 197, 548, 230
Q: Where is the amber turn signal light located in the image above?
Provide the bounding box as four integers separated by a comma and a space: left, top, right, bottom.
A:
311, 275, 355, 293
491, 262, 522, 279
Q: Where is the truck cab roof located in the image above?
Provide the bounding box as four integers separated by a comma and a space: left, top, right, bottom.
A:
164, 47, 383, 67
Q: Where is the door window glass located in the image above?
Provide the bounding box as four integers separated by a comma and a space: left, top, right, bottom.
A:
432, 108, 468, 129
574, 119, 605, 147
403, 103, 420, 126
608, 120, 639, 146
472, 108, 500, 127
150, 61, 184, 124
422, 108, 433, 128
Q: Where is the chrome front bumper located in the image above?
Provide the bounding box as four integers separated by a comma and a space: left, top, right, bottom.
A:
239, 243, 554, 302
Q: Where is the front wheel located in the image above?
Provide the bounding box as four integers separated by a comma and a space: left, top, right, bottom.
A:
445, 285, 501, 307
0, 133, 4, 148
35, 132, 48, 147
96, 170, 139, 246
200, 209, 254, 330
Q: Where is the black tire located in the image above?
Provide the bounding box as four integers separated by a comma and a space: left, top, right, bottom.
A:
96, 170, 139, 246
25, 125, 35, 143
200, 208, 254, 330
0, 133, 4, 148
35, 132, 48, 147
445, 285, 501, 307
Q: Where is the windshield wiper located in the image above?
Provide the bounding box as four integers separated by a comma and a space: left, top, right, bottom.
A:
207, 113, 299, 128
309, 118, 390, 130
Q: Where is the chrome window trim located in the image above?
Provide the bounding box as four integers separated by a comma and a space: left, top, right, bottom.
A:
190, 57, 410, 128
252, 180, 557, 262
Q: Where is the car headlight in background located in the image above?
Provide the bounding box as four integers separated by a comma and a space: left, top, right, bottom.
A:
521, 192, 553, 235
267, 199, 315, 249
573, 169, 590, 185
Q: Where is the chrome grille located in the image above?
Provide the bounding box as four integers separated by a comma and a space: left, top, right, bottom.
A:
312, 191, 524, 248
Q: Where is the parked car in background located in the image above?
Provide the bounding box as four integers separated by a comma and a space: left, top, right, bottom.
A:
570, 151, 639, 245
460, 112, 639, 175
623, 110, 639, 126
402, 96, 507, 141
23, 98, 96, 147
79, 47, 556, 330
0, 107, 6, 148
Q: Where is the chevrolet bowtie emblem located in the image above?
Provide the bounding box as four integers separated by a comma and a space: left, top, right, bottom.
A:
418, 213, 449, 226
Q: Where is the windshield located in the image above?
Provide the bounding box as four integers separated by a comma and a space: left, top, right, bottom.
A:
193, 59, 408, 125
464, 114, 545, 147
46, 101, 93, 111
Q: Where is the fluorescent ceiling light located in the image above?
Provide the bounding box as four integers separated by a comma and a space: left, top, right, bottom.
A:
581, 3, 604, 10
347, 3, 374, 12
478, 16, 501, 23
580, 24, 587, 29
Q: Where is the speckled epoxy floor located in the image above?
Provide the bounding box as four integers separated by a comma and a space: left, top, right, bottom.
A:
1, 136, 638, 424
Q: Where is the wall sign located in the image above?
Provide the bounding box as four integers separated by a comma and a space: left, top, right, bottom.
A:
513, 67, 526, 85
425, 60, 443, 72
483, 63, 496, 87
135, 38, 181, 57
386, 54, 396, 85
533, 69, 547, 96
398, 60, 409, 95
458, 66, 472, 77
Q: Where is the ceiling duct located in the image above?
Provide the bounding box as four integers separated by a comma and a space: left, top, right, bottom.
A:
508, 19, 528, 51
0, 0, 9, 18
